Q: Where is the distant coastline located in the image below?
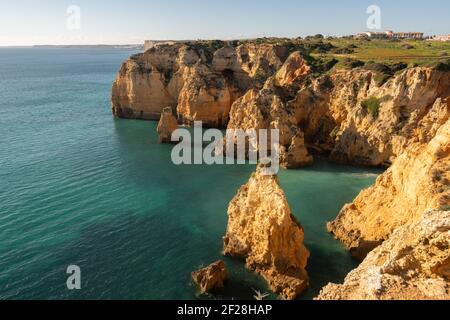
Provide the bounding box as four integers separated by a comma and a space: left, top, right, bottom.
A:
0, 44, 144, 50
34, 44, 144, 50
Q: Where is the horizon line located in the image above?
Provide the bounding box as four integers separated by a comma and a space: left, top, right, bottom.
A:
1, 30, 450, 47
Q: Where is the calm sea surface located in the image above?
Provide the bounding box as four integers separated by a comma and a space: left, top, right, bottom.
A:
0, 47, 380, 300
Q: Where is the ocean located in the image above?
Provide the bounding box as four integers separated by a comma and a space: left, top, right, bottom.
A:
0, 47, 379, 300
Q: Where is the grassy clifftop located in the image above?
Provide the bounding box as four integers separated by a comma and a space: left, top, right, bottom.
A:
179, 36, 450, 73
324, 38, 450, 64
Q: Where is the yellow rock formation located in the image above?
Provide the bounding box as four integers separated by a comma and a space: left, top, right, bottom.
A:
318, 210, 450, 300
223, 164, 310, 300
328, 113, 450, 259
157, 107, 178, 143
191, 260, 229, 294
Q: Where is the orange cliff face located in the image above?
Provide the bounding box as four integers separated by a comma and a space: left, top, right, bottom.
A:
223, 164, 310, 300
288, 67, 450, 166
112, 41, 450, 300
112, 40, 450, 168
111, 41, 300, 128
327, 107, 450, 259
318, 209, 450, 300
112, 45, 181, 120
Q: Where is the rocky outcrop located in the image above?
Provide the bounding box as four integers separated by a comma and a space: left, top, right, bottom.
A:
177, 64, 233, 128
113, 40, 450, 168
112, 45, 182, 120
330, 68, 450, 166
225, 51, 314, 167
223, 164, 310, 300
289, 68, 450, 166
191, 260, 229, 294
328, 114, 450, 259
275, 51, 311, 86
317, 210, 450, 300
280, 130, 314, 169
225, 63, 450, 169
112, 40, 450, 301
157, 107, 178, 143
112, 41, 299, 127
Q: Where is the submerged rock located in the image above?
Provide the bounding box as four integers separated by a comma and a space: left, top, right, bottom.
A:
157, 107, 178, 143
191, 260, 228, 294
223, 163, 310, 300
317, 210, 450, 300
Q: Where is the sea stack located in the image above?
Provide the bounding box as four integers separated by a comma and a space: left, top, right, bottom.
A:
191, 260, 229, 294
157, 107, 178, 143
223, 163, 310, 300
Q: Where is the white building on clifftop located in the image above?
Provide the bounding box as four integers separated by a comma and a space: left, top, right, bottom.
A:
356, 30, 424, 40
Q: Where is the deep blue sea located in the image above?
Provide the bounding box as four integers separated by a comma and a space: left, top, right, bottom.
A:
0, 47, 379, 300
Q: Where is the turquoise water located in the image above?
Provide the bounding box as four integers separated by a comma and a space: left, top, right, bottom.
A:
0, 48, 379, 300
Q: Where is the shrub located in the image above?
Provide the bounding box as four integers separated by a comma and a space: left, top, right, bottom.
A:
301, 41, 335, 54
432, 59, 450, 72
390, 62, 408, 73
337, 58, 365, 70
318, 75, 334, 90
365, 62, 408, 86
374, 73, 392, 86
361, 97, 381, 118
253, 68, 268, 85
313, 57, 338, 73
401, 43, 414, 50
363, 62, 391, 74
331, 46, 356, 54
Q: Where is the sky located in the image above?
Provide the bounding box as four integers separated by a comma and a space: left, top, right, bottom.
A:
0, 0, 449, 46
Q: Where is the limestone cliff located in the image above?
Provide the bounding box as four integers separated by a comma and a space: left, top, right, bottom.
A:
328, 112, 450, 259
223, 164, 310, 300
112, 45, 182, 120
317, 210, 450, 300
224, 62, 450, 169
112, 41, 450, 300
289, 67, 450, 166
112, 41, 296, 127
225, 51, 314, 168
113, 41, 450, 168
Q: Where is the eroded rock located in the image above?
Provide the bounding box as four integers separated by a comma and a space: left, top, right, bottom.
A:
280, 130, 314, 169
157, 107, 178, 143
317, 210, 450, 300
328, 115, 450, 259
223, 164, 310, 300
111, 42, 297, 127
191, 260, 228, 294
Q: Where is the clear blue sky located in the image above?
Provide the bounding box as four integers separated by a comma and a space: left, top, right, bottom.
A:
0, 0, 449, 45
